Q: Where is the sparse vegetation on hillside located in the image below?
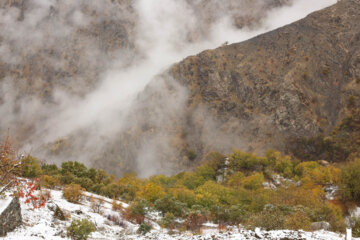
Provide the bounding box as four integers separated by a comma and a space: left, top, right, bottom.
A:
13, 148, 350, 232
5, 114, 360, 234
289, 109, 360, 163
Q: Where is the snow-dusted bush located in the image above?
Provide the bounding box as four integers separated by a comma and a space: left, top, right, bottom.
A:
137, 222, 152, 235
124, 199, 148, 224
62, 183, 84, 203
66, 219, 96, 240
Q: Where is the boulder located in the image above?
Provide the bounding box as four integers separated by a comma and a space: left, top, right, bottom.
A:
318, 160, 330, 167
310, 221, 330, 231
0, 197, 22, 236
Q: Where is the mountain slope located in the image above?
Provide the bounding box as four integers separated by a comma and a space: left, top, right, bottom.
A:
1, 188, 350, 240
114, 0, 360, 176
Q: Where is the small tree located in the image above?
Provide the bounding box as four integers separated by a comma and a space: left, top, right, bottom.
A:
185, 210, 207, 232
90, 196, 104, 214
67, 219, 96, 240
137, 222, 152, 235
124, 199, 148, 224
63, 183, 84, 203
341, 159, 360, 201
112, 199, 123, 212
0, 135, 22, 193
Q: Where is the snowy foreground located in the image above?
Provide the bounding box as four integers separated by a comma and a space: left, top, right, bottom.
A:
0, 189, 356, 240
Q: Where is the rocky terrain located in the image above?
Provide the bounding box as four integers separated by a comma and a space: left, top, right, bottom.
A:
1, 0, 354, 177
113, 0, 360, 176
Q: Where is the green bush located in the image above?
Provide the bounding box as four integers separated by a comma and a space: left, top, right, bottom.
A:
229, 150, 267, 172
187, 149, 197, 161
241, 173, 264, 190
185, 209, 207, 231
161, 212, 176, 229
178, 172, 206, 190
228, 204, 248, 224
67, 219, 96, 240
154, 195, 186, 217
124, 199, 148, 224
21, 156, 42, 178
137, 222, 152, 235
351, 216, 360, 237
41, 163, 59, 176
341, 159, 360, 201
61, 161, 88, 178
210, 204, 247, 224
247, 206, 285, 230
227, 172, 245, 188
41, 175, 61, 189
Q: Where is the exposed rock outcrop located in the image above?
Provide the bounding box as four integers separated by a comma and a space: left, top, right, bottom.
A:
310, 221, 331, 231
111, 0, 360, 175
0, 197, 22, 236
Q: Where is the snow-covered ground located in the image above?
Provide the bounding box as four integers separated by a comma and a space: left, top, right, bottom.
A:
0, 188, 357, 240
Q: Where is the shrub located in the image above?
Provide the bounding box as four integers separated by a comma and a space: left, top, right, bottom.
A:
311, 166, 340, 185
185, 210, 207, 231
274, 155, 293, 178
41, 175, 61, 189
169, 187, 197, 208
154, 195, 186, 217
106, 214, 125, 227
112, 199, 123, 212
272, 184, 325, 209
161, 212, 176, 229
241, 173, 264, 190
21, 156, 42, 178
195, 181, 234, 207
322, 67, 329, 75
63, 183, 84, 203
211, 205, 230, 224
229, 150, 266, 172
138, 182, 165, 203
90, 196, 104, 214
351, 216, 360, 237
196, 164, 216, 181
61, 161, 88, 178
66, 219, 96, 240
178, 172, 206, 190
41, 163, 59, 176
228, 204, 248, 224
294, 161, 320, 178
149, 175, 175, 188
341, 159, 360, 201
187, 149, 197, 161
124, 199, 148, 224
100, 182, 123, 199
0, 136, 21, 187
247, 207, 285, 230
117, 173, 143, 201
227, 172, 245, 188
284, 210, 311, 231
311, 202, 345, 232
54, 205, 66, 221
137, 222, 152, 235
76, 177, 94, 191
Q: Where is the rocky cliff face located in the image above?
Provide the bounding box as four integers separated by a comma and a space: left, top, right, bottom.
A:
0, 197, 22, 236
111, 0, 360, 176
170, 0, 360, 152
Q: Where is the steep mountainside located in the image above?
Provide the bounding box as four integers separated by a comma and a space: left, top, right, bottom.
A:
113, 0, 360, 176
0, 0, 298, 177
170, 0, 360, 151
